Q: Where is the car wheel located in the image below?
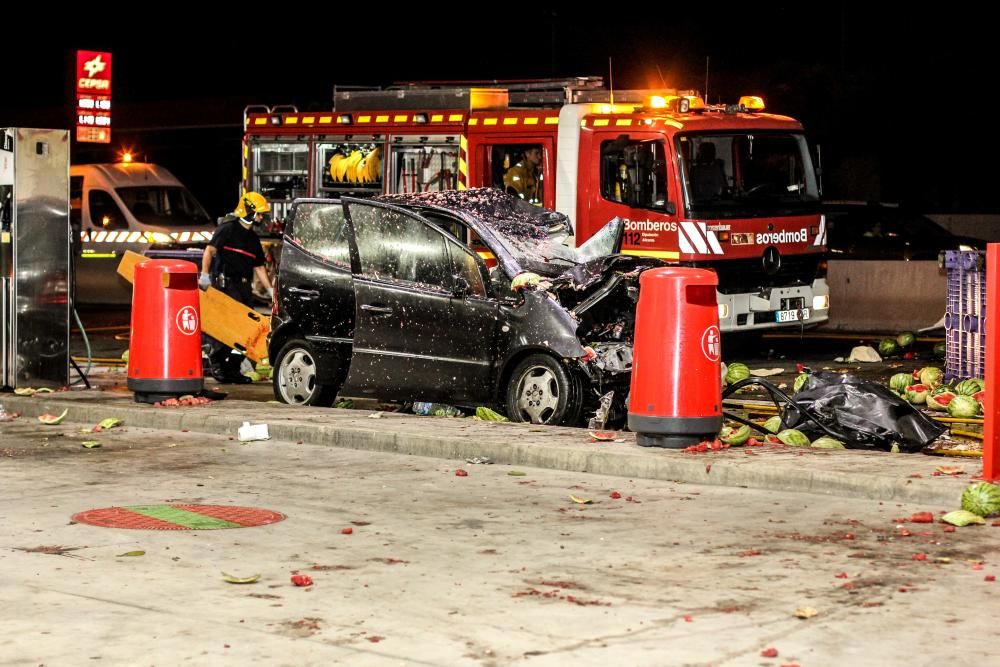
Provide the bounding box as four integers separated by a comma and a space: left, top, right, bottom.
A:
273, 339, 338, 407
505, 354, 583, 426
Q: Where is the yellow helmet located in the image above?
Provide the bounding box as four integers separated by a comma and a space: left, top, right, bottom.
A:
234, 191, 271, 219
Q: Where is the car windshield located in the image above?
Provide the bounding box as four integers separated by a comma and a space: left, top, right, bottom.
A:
115, 186, 212, 226
677, 132, 820, 219
378, 189, 584, 276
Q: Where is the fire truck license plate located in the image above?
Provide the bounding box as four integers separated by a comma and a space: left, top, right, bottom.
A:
776, 308, 810, 323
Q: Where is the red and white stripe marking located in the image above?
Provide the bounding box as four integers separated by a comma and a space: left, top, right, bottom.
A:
678, 221, 724, 255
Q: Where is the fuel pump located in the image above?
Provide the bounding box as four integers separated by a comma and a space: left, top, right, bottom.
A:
1, 128, 71, 390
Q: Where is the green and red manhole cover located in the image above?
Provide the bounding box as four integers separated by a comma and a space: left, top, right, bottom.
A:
72, 505, 285, 530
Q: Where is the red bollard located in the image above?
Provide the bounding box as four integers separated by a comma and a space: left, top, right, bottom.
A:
127, 260, 203, 403
984, 243, 998, 481
628, 267, 722, 447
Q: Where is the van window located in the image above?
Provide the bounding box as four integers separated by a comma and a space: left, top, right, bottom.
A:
88, 190, 128, 230
116, 186, 211, 226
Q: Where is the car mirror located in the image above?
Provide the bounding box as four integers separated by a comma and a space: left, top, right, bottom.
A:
451, 276, 470, 298
662, 201, 676, 215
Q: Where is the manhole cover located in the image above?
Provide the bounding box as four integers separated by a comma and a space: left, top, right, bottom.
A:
72, 504, 285, 530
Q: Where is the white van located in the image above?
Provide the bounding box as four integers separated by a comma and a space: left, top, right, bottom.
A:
71, 162, 214, 304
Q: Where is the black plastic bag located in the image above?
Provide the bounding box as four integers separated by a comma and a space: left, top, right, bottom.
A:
781, 372, 946, 452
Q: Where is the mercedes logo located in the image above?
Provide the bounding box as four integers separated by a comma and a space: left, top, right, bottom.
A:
762, 246, 782, 275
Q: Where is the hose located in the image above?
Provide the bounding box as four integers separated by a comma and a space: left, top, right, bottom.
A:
71, 306, 92, 386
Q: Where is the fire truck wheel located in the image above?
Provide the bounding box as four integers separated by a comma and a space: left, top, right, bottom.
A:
505, 354, 583, 426
273, 339, 338, 407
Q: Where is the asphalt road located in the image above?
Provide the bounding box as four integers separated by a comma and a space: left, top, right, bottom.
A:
0, 416, 996, 666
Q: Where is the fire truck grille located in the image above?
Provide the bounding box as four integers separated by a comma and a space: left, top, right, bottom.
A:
712, 254, 821, 294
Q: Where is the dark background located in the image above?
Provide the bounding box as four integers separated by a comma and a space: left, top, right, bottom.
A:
2, 8, 994, 217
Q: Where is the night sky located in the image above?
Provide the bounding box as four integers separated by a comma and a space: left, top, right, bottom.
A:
2, 8, 994, 215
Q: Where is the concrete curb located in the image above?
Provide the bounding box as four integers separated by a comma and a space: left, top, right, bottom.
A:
3, 393, 973, 507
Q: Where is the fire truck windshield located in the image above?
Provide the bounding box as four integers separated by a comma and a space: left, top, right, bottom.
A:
677, 132, 819, 219
115, 186, 212, 226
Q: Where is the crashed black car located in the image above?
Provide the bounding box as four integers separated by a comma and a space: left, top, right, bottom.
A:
268, 189, 660, 425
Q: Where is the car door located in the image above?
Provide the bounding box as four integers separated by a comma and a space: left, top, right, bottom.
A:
339, 199, 496, 403
277, 200, 355, 380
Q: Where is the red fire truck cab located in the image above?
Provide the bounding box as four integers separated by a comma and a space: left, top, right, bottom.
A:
243, 77, 828, 331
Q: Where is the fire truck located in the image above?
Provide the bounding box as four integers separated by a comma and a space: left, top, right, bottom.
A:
241, 77, 828, 332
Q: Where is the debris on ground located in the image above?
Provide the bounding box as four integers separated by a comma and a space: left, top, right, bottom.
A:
474, 407, 508, 422
98, 418, 124, 429
238, 422, 270, 442
117, 551, 145, 557
793, 607, 819, 619
13, 387, 54, 396
961, 482, 1000, 517
290, 574, 313, 587
455, 469, 469, 477
37, 409, 69, 425
412, 402, 462, 417
941, 510, 986, 526
334, 398, 354, 409
81, 441, 101, 449
569, 495, 592, 504
368, 412, 383, 419
587, 391, 615, 431
846, 346, 881, 363
750, 368, 785, 377
465, 457, 493, 465
153, 396, 213, 407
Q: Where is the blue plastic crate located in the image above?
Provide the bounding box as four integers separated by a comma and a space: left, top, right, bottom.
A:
943, 251, 987, 382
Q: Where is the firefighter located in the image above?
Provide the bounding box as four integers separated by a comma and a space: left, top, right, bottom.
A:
199, 191, 274, 383
503, 146, 543, 204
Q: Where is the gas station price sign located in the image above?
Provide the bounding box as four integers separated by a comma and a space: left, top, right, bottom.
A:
75, 50, 112, 143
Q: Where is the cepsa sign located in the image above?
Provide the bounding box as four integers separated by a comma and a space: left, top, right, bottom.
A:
75, 50, 112, 143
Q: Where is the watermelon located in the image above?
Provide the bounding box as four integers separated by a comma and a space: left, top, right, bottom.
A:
889, 373, 911, 394
918, 367, 944, 388
763, 416, 783, 433
973, 390, 985, 409
954, 378, 985, 396
811, 436, 846, 449
793, 373, 809, 393
776, 429, 810, 446
896, 331, 916, 349
926, 389, 956, 411
725, 362, 751, 386
961, 482, 1000, 517
878, 339, 899, 357
905, 384, 929, 404
933, 341, 946, 359
38, 409, 69, 425
947, 394, 980, 418
719, 424, 751, 446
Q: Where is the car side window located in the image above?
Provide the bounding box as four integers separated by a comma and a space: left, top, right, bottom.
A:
347, 203, 450, 290
88, 189, 128, 230
448, 241, 486, 298
288, 203, 350, 268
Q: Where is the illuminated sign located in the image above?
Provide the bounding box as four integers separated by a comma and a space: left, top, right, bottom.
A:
75, 50, 112, 144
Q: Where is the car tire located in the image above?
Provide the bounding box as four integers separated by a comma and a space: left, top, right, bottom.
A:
273, 339, 338, 407
505, 354, 583, 426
